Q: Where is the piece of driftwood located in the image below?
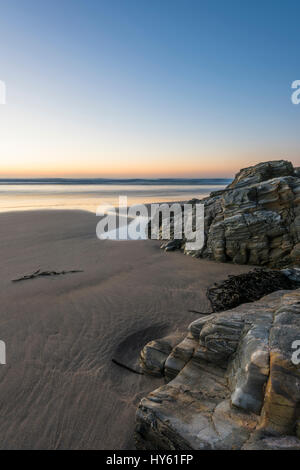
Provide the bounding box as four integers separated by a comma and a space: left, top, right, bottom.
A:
12, 269, 83, 282
188, 309, 211, 315
112, 358, 144, 375
207, 268, 295, 312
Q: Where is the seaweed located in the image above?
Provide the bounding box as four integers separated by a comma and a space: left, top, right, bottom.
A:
12, 269, 83, 282
207, 268, 296, 312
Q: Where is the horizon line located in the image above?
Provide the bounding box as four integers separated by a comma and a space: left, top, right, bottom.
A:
0, 177, 232, 185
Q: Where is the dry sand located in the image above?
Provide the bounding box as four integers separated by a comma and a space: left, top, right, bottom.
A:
0, 210, 251, 449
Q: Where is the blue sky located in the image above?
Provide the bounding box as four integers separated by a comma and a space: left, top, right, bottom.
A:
0, 0, 299, 177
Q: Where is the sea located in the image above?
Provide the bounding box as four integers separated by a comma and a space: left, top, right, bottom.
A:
0, 178, 231, 213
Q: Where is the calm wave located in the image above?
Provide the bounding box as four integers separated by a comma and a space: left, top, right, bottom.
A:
0, 178, 231, 213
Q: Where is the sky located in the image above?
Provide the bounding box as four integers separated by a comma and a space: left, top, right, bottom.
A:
0, 0, 299, 178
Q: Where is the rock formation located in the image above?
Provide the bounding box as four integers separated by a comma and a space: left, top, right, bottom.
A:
136, 161, 300, 450
135, 289, 300, 450
160, 160, 300, 268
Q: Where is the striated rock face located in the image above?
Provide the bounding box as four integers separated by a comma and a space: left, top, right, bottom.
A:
135, 289, 300, 450
227, 160, 295, 189
160, 160, 300, 267
140, 333, 184, 377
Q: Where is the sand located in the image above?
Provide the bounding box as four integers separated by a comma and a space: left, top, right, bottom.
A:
0, 210, 251, 449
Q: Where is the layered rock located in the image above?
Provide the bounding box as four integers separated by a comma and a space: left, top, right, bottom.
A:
159, 160, 300, 267
140, 333, 184, 377
135, 289, 300, 450
227, 160, 295, 189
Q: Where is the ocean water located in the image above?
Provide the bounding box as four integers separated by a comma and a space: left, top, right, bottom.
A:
0, 178, 231, 213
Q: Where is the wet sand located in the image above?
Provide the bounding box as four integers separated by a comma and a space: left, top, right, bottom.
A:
0, 210, 251, 449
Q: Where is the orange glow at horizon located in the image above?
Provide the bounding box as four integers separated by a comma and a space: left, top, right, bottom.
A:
2, 153, 297, 179
0, 159, 244, 179
1, 104, 299, 180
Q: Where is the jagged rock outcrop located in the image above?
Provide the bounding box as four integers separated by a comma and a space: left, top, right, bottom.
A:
227, 160, 295, 189
159, 160, 300, 268
135, 289, 300, 450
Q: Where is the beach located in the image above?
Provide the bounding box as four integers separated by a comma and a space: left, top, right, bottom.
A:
0, 209, 251, 449
1, 0, 299, 451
